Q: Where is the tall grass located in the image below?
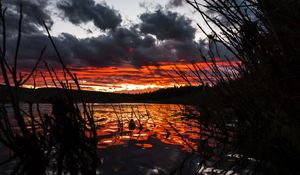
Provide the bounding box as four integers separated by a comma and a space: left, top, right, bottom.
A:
0, 2, 99, 174
177, 0, 300, 174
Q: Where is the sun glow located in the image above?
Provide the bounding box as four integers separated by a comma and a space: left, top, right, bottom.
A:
80, 84, 166, 93
1, 61, 240, 93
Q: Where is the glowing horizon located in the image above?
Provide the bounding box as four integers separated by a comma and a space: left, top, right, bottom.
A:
0, 60, 240, 93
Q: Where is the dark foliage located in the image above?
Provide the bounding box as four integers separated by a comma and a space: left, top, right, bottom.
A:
182, 0, 300, 174
0, 2, 99, 174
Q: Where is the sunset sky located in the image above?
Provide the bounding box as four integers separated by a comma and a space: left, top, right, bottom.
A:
0, 0, 235, 93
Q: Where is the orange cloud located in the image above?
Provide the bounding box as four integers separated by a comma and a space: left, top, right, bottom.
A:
0, 60, 240, 93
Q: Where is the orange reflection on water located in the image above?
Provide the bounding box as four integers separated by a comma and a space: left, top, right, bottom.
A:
93, 103, 201, 151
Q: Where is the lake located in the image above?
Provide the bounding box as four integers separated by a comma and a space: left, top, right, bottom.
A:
2, 103, 202, 175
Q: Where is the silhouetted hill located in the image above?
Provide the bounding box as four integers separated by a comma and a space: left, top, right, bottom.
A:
133, 86, 204, 104
0, 84, 203, 104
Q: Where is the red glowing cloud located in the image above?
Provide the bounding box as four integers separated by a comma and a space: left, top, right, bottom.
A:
0, 60, 240, 93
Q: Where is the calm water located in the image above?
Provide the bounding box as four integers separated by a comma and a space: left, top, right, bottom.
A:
3, 103, 201, 174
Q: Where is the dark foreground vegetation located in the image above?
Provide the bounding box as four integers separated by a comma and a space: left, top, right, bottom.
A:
180, 0, 300, 174
0, 2, 99, 174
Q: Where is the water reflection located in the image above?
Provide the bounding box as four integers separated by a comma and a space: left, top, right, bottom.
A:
93, 103, 200, 151
3, 103, 202, 174
5, 103, 200, 151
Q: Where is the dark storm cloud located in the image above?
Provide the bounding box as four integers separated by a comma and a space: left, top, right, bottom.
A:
5, 27, 155, 68
167, 0, 185, 8
0, 0, 56, 69
5, 33, 68, 69
1, 0, 53, 36
3, 10, 39, 37
197, 38, 235, 60
140, 9, 196, 41
5, 0, 53, 25
205, 0, 257, 27
1, 0, 234, 71
7, 31, 233, 71
18, 0, 53, 27
57, 0, 122, 30
58, 27, 165, 67
6, 27, 202, 69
